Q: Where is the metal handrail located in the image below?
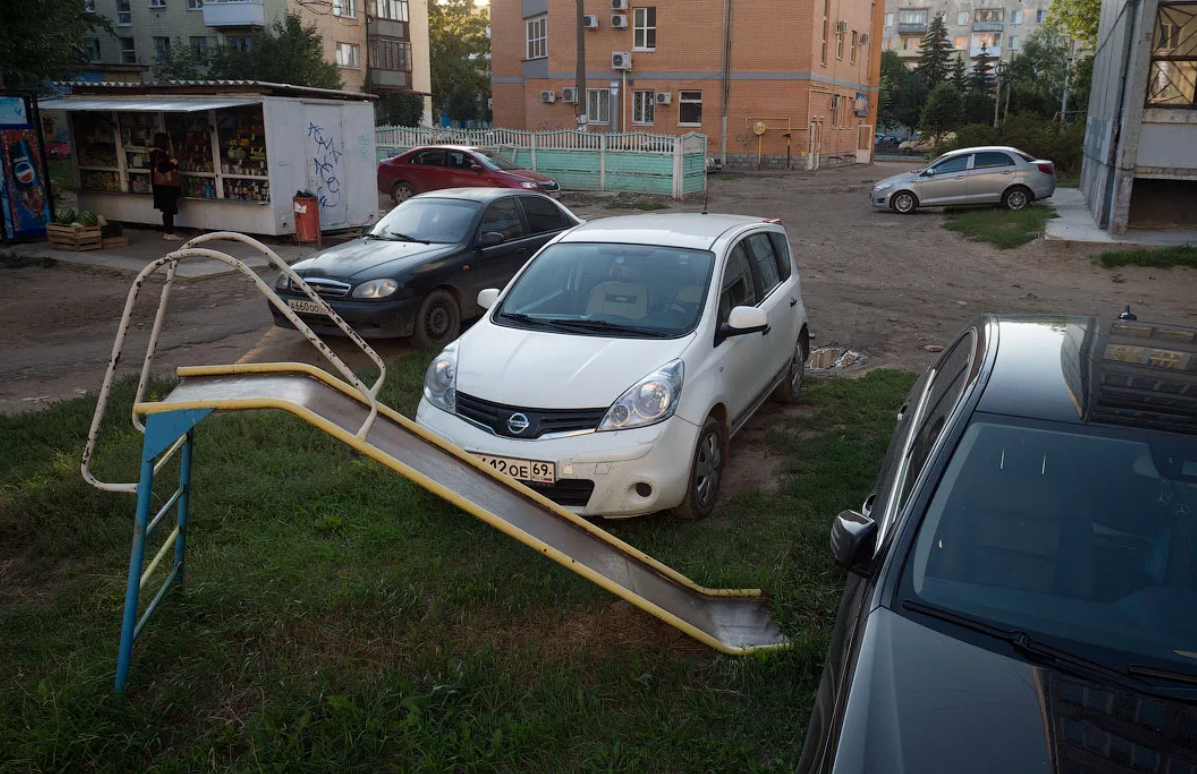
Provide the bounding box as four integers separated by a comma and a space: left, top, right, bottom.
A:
82, 235, 387, 493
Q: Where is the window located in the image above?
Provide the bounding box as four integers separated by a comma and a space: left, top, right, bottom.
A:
226, 35, 252, 52
1036, 9, 1046, 23
930, 153, 971, 174
884, 37, 892, 49
335, 42, 361, 68
975, 9, 1003, 22
1009, 34, 1019, 48
902, 35, 918, 50
187, 0, 202, 8
955, 36, 967, 49
373, 38, 411, 71
822, 0, 830, 62
370, 199, 478, 244
375, 0, 409, 21
633, 7, 657, 50
972, 32, 1000, 49
520, 196, 567, 234
885, 12, 894, 26
411, 148, 444, 166
766, 232, 793, 281
836, 25, 845, 59
153, 36, 170, 63
480, 198, 525, 241
526, 15, 547, 60
899, 9, 928, 24
745, 233, 781, 295
632, 90, 655, 124
678, 90, 702, 125
1148, 4, 1197, 106
830, 94, 841, 127
718, 244, 758, 325
957, 11, 968, 24
119, 37, 136, 64
973, 151, 1015, 168
190, 36, 209, 61
851, 30, 859, 62
446, 150, 474, 170
117, 0, 131, 25
333, 0, 357, 18
1010, 9, 1022, 23
86, 38, 102, 62
149, 0, 165, 8
586, 89, 610, 124
84, 0, 95, 11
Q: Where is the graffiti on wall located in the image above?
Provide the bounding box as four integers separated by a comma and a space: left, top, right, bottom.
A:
307, 122, 343, 212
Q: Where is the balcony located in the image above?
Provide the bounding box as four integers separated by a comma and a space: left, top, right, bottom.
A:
203, 0, 265, 28
973, 20, 1005, 31
897, 22, 928, 33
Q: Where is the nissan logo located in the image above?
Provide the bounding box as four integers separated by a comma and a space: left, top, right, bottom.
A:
507, 412, 531, 435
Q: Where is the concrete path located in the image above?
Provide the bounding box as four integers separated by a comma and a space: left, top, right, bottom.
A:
1046, 188, 1197, 247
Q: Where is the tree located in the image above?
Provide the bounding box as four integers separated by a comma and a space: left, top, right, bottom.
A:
1047, 0, 1101, 47
430, 0, 490, 123
1009, 26, 1071, 117
209, 14, 341, 90
951, 54, 968, 91
377, 92, 425, 127
880, 49, 931, 131
916, 14, 954, 86
0, 0, 112, 90
970, 45, 996, 92
920, 83, 963, 142
154, 37, 206, 82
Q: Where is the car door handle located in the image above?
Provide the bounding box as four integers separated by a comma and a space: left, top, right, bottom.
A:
789, 297, 798, 307
954, 175, 965, 180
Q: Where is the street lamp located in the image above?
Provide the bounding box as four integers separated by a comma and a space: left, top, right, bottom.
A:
994, 60, 1010, 128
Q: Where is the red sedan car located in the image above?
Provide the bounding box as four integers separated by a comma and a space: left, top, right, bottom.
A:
377, 145, 561, 204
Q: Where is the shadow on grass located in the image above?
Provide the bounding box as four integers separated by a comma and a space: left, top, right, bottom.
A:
942, 204, 1058, 250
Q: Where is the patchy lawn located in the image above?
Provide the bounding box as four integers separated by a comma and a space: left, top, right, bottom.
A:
0, 252, 56, 270
0, 354, 914, 772
942, 205, 1057, 250
611, 202, 670, 211
1099, 244, 1197, 269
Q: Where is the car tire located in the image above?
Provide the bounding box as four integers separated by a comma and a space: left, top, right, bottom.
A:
901, 147, 914, 156
391, 181, 415, 205
772, 330, 809, 404
891, 191, 918, 214
674, 415, 726, 521
1002, 186, 1032, 211
413, 289, 460, 350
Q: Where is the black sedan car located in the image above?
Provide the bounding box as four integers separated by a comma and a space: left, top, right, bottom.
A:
801, 315, 1197, 774
272, 188, 581, 348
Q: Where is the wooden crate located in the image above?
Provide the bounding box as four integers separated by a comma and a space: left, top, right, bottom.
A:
46, 223, 103, 252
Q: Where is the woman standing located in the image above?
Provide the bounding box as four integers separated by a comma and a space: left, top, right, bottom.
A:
150, 133, 182, 241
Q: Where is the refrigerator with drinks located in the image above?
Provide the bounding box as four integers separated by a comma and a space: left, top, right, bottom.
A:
0, 94, 53, 240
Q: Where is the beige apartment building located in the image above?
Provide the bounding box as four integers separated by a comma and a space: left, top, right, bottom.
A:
491, 0, 884, 167
881, 0, 1053, 65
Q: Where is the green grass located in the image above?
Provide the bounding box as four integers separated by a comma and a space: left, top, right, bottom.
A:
0, 357, 915, 773
942, 204, 1057, 249
1099, 244, 1197, 269
0, 251, 56, 269
612, 202, 670, 211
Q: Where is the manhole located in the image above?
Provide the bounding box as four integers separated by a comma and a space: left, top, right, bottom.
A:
806, 347, 866, 371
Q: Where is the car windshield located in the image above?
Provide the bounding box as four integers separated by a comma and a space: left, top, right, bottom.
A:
477, 150, 521, 171
495, 242, 716, 338
369, 198, 479, 244
901, 416, 1197, 676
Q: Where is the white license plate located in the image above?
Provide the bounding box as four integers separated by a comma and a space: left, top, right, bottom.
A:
474, 454, 556, 483
288, 298, 327, 315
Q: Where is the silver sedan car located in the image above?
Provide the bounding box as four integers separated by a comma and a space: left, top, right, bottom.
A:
870, 146, 1056, 214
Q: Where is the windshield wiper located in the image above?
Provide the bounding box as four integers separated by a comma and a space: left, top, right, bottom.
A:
373, 231, 430, 244
536, 318, 670, 338
1128, 664, 1197, 687
498, 312, 567, 330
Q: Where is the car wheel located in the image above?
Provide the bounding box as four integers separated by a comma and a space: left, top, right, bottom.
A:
391, 181, 415, 205
674, 415, 726, 521
413, 289, 460, 350
1002, 186, 1032, 211
891, 191, 918, 214
772, 331, 809, 404
901, 147, 914, 156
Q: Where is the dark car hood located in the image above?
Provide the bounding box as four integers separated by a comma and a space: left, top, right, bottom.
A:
290, 237, 458, 281
832, 608, 1197, 774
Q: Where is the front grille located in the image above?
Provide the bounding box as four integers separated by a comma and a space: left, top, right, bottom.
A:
540, 181, 560, 191
296, 277, 351, 298
526, 479, 595, 507
456, 392, 606, 438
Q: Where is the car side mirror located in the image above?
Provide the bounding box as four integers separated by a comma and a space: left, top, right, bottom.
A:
477, 288, 500, 309
716, 306, 769, 345
478, 231, 505, 248
470, 163, 485, 173
922, 168, 935, 177
831, 509, 878, 574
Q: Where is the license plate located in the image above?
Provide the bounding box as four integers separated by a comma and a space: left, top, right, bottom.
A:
288, 298, 327, 315
474, 454, 556, 483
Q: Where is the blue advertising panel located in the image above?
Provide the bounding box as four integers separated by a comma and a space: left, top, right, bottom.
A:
0, 94, 52, 239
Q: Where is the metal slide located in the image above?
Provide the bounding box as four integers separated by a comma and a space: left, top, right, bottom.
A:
141, 362, 789, 655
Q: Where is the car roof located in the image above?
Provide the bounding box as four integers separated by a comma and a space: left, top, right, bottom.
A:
406, 145, 486, 153
558, 213, 771, 250
411, 187, 542, 203
943, 146, 1026, 156
976, 315, 1197, 436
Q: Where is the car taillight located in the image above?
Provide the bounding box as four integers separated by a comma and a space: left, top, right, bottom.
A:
1037, 163, 1054, 175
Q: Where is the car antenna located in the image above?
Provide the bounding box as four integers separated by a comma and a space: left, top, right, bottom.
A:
1119, 305, 1137, 321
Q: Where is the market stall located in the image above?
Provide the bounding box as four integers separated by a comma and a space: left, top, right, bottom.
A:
41, 82, 378, 236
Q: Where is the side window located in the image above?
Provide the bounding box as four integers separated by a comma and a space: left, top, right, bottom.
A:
931, 154, 970, 174
717, 243, 759, 325
745, 232, 781, 296
520, 196, 567, 234
479, 198, 524, 241
767, 231, 793, 282
973, 151, 1015, 169
446, 150, 474, 170
412, 149, 444, 167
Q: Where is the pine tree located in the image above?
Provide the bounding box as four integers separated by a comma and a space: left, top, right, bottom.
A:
951, 54, 968, 91
916, 14, 953, 86
970, 45, 996, 92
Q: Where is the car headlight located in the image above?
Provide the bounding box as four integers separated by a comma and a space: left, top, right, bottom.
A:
274, 272, 290, 290
598, 360, 684, 432
874, 181, 895, 192
423, 343, 458, 413
352, 278, 399, 299
519, 181, 539, 189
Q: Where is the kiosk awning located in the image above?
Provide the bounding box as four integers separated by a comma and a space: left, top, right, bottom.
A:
38, 98, 260, 113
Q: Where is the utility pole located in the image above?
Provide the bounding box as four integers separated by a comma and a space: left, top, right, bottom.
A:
576, 0, 587, 130
1060, 35, 1074, 123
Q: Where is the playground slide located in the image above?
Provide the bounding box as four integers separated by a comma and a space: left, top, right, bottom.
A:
138, 362, 789, 655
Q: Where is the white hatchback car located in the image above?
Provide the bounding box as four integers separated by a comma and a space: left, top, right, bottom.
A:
415, 213, 809, 519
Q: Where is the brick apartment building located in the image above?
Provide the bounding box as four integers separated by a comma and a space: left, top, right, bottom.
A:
490, 0, 883, 167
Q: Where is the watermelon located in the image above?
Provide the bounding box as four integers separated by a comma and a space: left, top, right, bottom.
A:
77, 211, 98, 227
56, 207, 76, 225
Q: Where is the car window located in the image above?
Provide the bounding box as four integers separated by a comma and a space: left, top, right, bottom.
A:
745, 233, 781, 296
479, 198, 525, 241
1016, 151, 1035, 163
718, 243, 759, 325
520, 196, 568, 234
930, 154, 971, 174
411, 149, 445, 167
368, 198, 479, 244
767, 232, 793, 282
973, 151, 1014, 169
446, 150, 475, 170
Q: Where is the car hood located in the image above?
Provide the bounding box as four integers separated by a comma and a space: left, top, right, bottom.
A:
456, 321, 693, 409
875, 170, 921, 188
289, 237, 459, 281
503, 168, 556, 184
832, 608, 1197, 774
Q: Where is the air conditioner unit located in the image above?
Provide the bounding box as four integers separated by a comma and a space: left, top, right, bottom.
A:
836, 20, 848, 33
611, 51, 633, 70
541, 90, 556, 103
655, 91, 672, 105
611, 0, 628, 9
583, 14, 599, 28
562, 86, 578, 103
860, 32, 870, 43
611, 13, 628, 28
